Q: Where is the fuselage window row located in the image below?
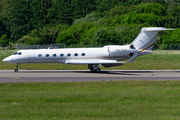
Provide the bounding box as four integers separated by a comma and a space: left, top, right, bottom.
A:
38, 53, 86, 57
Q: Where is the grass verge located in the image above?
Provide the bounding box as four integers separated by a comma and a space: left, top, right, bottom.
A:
0, 81, 180, 120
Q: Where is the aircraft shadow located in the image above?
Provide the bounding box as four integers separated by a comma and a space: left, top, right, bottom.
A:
71, 70, 154, 75
18, 70, 154, 76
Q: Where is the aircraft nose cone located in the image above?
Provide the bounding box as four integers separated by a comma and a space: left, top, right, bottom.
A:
3, 57, 12, 63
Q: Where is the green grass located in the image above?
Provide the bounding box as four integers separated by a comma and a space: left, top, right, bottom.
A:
1, 50, 180, 70
0, 81, 180, 120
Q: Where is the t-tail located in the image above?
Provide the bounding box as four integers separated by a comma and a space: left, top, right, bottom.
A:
127, 27, 174, 63
131, 27, 174, 56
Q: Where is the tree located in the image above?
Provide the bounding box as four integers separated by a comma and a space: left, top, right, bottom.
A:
0, 0, 54, 40
133, 3, 167, 16
0, 0, 35, 39
0, 19, 8, 37
38, 26, 61, 44
165, 6, 180, 28
56, 32, 77, 45
92, 27, 120, 45
49, 0, 73, 25
0, 35, 9, 49
162, 28, 180, 45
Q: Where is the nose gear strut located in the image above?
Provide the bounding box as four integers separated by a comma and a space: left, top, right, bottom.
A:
15, 64, 21, 72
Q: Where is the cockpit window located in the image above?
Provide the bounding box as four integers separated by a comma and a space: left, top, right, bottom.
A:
18, 52, 22, 55
13, 52, 18, 55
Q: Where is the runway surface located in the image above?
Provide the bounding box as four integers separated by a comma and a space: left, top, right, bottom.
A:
0, 70, 180, 82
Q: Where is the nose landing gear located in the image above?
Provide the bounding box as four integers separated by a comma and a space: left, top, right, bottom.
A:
14, 64, 20, 72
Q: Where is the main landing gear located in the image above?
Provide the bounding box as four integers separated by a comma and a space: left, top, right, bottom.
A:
14, 64, 20, 72
88, 64, 101, 73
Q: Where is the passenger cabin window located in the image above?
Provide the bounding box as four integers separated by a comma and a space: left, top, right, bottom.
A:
13, 52, 18, 55
81, 53, 85, 56
38, 54, 42, 57
74, 53, 78, 56
46, 54, 49, 57
67, 53, 71, 57
60, 54, 64, 57
53, 54, 56, 57
18, 52, 22, 55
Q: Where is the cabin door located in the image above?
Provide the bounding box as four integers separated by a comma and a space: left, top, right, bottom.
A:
28, 52, 35, 62
108, 47, 110, 56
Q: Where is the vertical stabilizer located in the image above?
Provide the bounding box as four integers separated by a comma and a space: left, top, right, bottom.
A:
131, 27, 173, 51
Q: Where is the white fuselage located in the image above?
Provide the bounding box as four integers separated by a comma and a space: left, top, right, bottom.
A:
3, 45, 141, 64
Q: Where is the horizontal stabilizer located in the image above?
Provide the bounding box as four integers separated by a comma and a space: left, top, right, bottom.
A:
141, 27, 174, 32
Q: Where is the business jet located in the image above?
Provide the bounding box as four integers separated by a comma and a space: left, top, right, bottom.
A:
3, 27, 173, 72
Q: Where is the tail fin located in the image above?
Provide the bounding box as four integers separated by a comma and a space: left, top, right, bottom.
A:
131, 27, 174, 52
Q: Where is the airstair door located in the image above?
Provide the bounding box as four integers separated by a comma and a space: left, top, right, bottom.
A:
108, 47, 110, 56
28, 52, 35, 62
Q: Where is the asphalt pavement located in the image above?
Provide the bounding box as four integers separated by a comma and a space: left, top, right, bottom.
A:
0, 70, 180, 82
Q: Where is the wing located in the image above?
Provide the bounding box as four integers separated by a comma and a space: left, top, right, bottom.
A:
66, 59, 124, 68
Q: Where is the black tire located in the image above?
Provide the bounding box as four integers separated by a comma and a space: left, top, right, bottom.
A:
96, 68, 101, 73
91, 68, 95, 72
14, 69, 18, 72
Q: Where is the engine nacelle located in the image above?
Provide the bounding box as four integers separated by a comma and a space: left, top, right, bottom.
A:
104, 45, 138, 57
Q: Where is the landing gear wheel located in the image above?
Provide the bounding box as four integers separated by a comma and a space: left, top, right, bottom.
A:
88, 65, 101, 73
91, 68, 101, 73
96, 68, 101, 73
14, 69, 18, 72
90, 67, 95, 72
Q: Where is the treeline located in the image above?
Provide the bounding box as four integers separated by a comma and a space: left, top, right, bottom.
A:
0, 0, 180, 47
